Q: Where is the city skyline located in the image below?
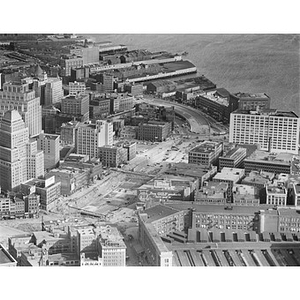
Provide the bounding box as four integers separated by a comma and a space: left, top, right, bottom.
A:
0, 33, 299, 269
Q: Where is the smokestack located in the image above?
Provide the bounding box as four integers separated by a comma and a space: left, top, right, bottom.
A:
268, 137, 272, 152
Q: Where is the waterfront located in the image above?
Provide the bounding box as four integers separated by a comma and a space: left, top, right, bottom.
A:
89, 34, 300, 114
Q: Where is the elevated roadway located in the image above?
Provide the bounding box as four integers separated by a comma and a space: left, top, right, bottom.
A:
137, 97, 224, 134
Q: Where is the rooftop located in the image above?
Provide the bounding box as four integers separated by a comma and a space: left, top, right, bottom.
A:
77, 227, 96, 236
143, 204, 180, 223
99, 225, 126, 248
245, 150, 294, 165
39, 133, 59, 140
199, 182, 228, 196
213, 167, 244, 182
277, 208, 300, 216
190, 141, 222, 154
198, 90, 229, 107
232, 109, 299, 118
294, 184, 300, 194
232, 184, 256, 195
0, 244, 16, 264
166, 202, 268, 215
266, 185, 287, 194
220, 147, 246, 160
174, 75, 216, 90
165, 163, 216, 178
235, 92, 270, 100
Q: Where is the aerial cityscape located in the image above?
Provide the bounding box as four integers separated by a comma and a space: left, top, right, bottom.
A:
0, 33, 300, 267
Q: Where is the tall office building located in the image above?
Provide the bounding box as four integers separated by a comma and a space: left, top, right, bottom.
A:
0, 82, 42, 137
26, 139, 44, 180
37, 133, 60, 170
0, 110, 28, 191
61, 94, 89, 121
76, 120, 113, 160
44, 77, 63, 106
98, 120, 113, 146
229, 109, 300, 154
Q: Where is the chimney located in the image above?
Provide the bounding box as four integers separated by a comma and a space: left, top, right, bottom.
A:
268, 137, 272, 152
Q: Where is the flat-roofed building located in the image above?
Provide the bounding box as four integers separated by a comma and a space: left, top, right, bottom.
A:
70, 46, 99, 65
0, 82, 42, 137
291, 183, 300, 206
213, 167, 245, 200
232, 184, 260, 206
111, 94, 134, 113
120, 126, 136, 139
77, 227, 98, 255
146, 80, 176, 94
60, 56, 84, 77
98, 225, 126, 267
61, 94, 89, 122
0, 110, 44, 192
229, 109, 300, 154
243, 150, 293, 175
195, 181, 228, 205
98, 145, 128, 167
257, 207, 300, 233
124, 82, 143, 96
0, 243, 17, 266
21, 176, 61, 211
236, 92, 271, 111
137, 175, 198, 206
138, 205, 179, 267
265, 185, 287, 206
76, 120, 113, 160
0, 195, 25, 219
60, 121, 80, 147
136, 121, 171, 142
89, 97, 111, 120
194, 88, 239, 123
167, 202, 261, 232
47, 167, 89, 196
69, 81, 86, 96
164, 163, 218, 188
26, 139, 44, 180
37, 133, 60, 170
122, 141, 137, 161
219, 147, 246, 169
188, 141, 223, 167
44, 77, 63, 106
242, 170, 275, 190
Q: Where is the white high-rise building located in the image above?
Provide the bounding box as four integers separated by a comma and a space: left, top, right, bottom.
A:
26, 139, 44, 180
44, 77, 63, 105
69, 81, 86, 96
98, 120, 113, 147
37, 133, 60, 170
76, 120, 113, 160
0, 82, 42, 137
0, 110, 28, 191
0, 110, 44, 192
229, 109, 300, 154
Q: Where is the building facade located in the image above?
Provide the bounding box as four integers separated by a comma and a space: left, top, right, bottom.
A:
136, 121, 171, 142
44, 77, 63, 106
0, 82, 42, 137
76, 120, 113, 160
229, 109, 300, 154
37, 133, 60, 170
219, 147, 246, 169
236, 92, 271, 111
61, 94, 89, 121
188, 141, 223, 167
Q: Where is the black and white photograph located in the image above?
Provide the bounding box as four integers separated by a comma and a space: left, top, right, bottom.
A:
0, 1, 299, 299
